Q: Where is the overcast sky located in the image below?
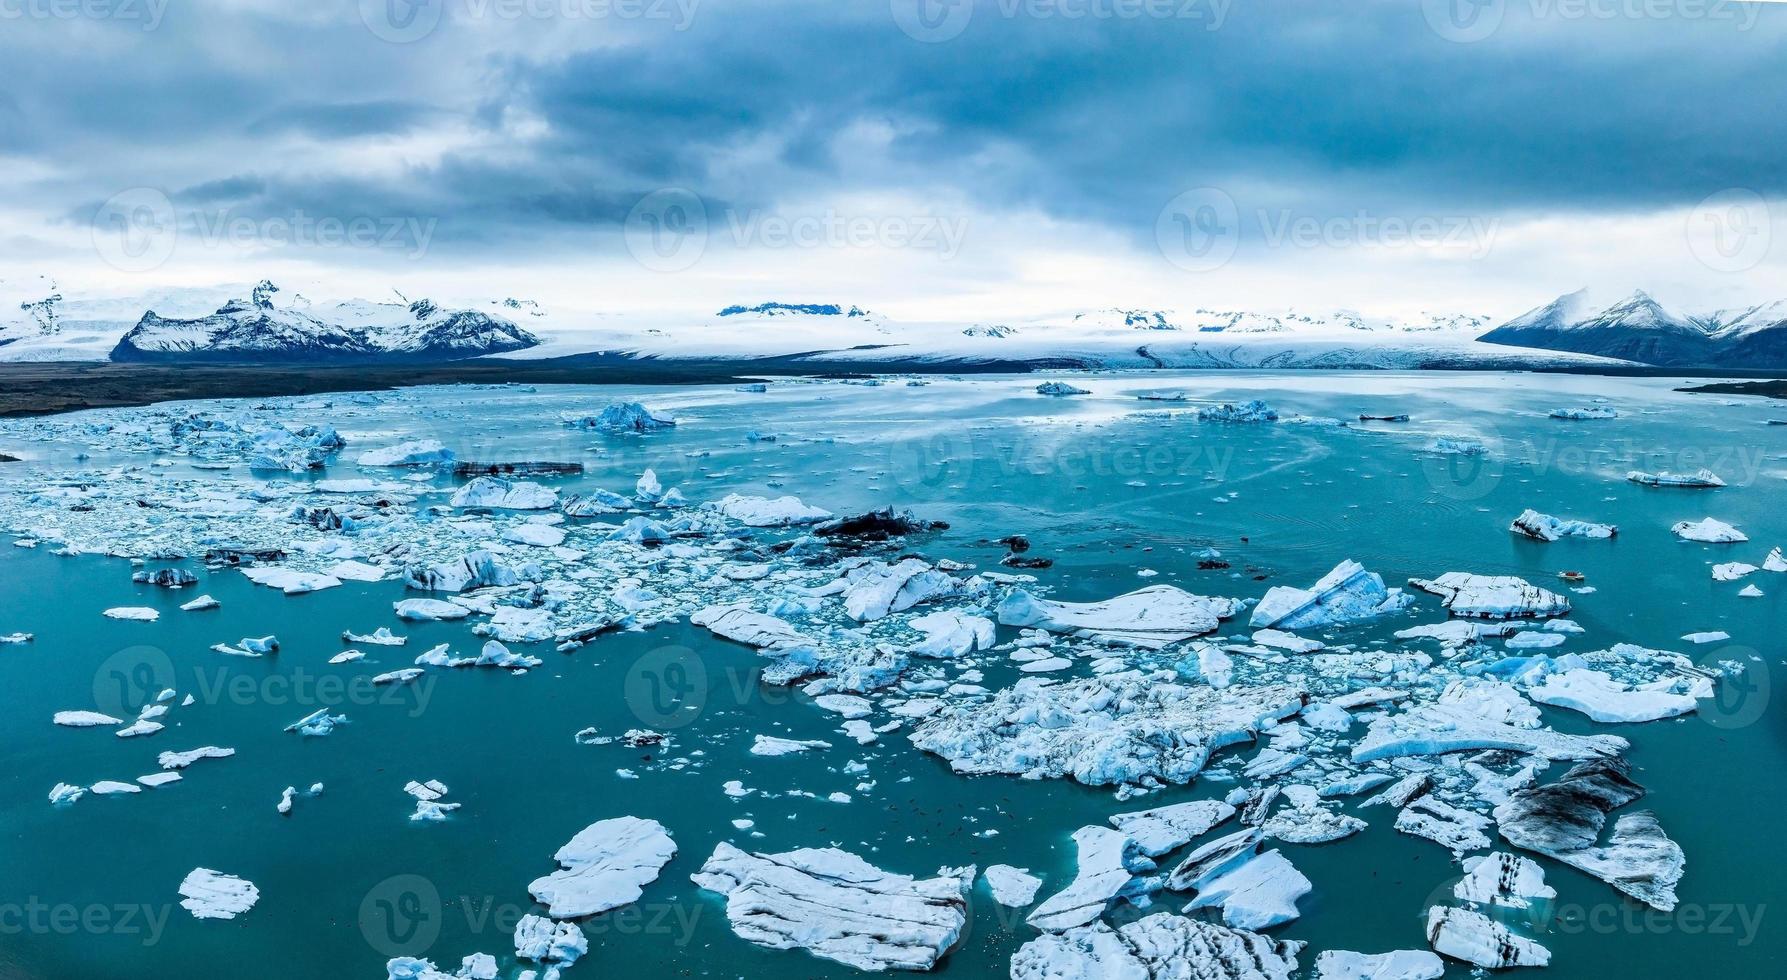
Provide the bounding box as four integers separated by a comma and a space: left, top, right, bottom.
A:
2, 0, 1783, 319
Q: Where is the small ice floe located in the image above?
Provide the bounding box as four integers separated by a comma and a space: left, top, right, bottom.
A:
1109, 800, 1237, 857
1028, 827, 1156, 932
284, 709, 346, 737
500, 523, 565, 548
1509, 509, 1616, 542
384, 956, 499, 980
1425, 906, 1549, 969
1766, 547, 1787, 572
1250, 629, 1324, 653
1548, 406, 1617, 420
277, 787, 296, 814
326, 560, 386, 582
159, 746, 234, 769
345, 627, 407, 646
1493, 757, 1683, 911
1249, 560, 1408, 630
513, 915, 587, 967
133, 567, 197, 588
528, 816, 677, 917
1682, 630, 1730, 644
103, 606, 160, 622
750, 735, 831, 757
1012, 915, 1303, 980
691, 843, 972, 971
405, 779, 461, 821
212, 635, 278, 658
180, 594, 219, 612
1394, 797, 1492, 855
241, 567, 342, 594
1455, 852, 1555, 910
708, 493, 833, 527
55, 710, 123, 727
89, 780, 141, 795
1712, 561, 1758, 582
1426, 437, 1486, 455
1671, 517, 1748, 543
983, 865, 1044, 907
394, 598, 471, 621
178, 869, 259, 920
403, 551, 527, 592
570, 402, 676, 433
1407, 573, 1570, 619
49, 783, 84, 805
115, 704, 167, 738
1197, 400, 1278, 423
1, 632, 33, 644
691, 605, 807, 648
329, 650, 365, 664
1036, 381, 1090, 396
1260, 787, 1366, 845
1739, 584, 1765, 597
373, 668, 426, 685
449, 476, 558, 510
1351, 703, 1627, 763
356, 440, 454, 467
1627, 468, 1725, 488
1313, 950, 1443, 980
1000, 584, 1240, 649
912, 672, 1303, 787
1170, 829, 1311, 930
1505, 630, 1565, 650
906, 610, 996, 658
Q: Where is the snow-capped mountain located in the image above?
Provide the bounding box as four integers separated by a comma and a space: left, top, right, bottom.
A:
1477, 289, 1787, 367
109, 281, 539, 363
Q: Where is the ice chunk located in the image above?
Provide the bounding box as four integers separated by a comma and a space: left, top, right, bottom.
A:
55, 710, 123, 727
450, 476, 558, 510
402, 551, 524, 592
133, 567, 198, 588
1627, 469, 1724, 488
346, 627, 408, 645
1493, 758, 1682, 911
1109, 800, 1237, 857
1198, 400, 1278, 422
1313, 950, 1444, 980
180, 594, 219, 611
1028, 827, 1155, 932
1712, 561, 1757, 582
843, 558, 981, 622
1509, 509, 1616, 542
1011, 915, 1303, 980
1250, 561, 1409, 630
1671, 517, 1747, 543
178, 869, 259, 920
1407, 573, 1570, 619
750, 735, 831, 756
691, 605, 807, 648
1352, 703, 1626, 763
241, 567, 341, 594
1529, 668, 1700, 723
103, 606, 160, 621
528, 816, 677, 918
1425, 907, 1549, 969
49, 783, 84, 805
1182, 848, 1311, 930
691, 842, 971, 972
501, 523, 566, 548
708, 493, 833, 527
513, 915, 587, 964
983, 865, 1044, 907
393, 599, 471, 621
999, 584, 1240, 648
1454, 852, 1555, 910
906, 610, 996, 658
1037, 381, 1090, 396
159, 746, 234, 769
572, 402, 675, 433
1548, 406, 1617, 420
357, 440, 454, 467
1394, 797, 1492, 855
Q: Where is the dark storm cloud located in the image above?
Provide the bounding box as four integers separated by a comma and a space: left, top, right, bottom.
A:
3, 0, 1783, 255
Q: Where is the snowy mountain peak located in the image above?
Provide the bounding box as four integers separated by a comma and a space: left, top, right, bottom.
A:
717, 302, 870, 318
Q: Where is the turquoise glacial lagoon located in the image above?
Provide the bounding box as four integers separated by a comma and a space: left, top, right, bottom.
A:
0, 371, 1782, 979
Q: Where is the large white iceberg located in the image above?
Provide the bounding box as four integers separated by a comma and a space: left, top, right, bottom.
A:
1250, 561, 1408, 630
1000, 584, 1240, 649
528, 816, 677, 918
1011, 915, 1303, 980
1407, 573, 1570, 619
1509, 509, 1616, 542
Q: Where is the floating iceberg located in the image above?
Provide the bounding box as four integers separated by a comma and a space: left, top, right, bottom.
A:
1108, 800, 1236, 857
983, 865, 1044, 907
1313, 950, 1444, 980
1198, 400, 1278, 422
178, 869, 259, 920
528, 816, 677, 918
709, 493, 833, 527
1352, 703, 1627, 763
1408, 573, 1570, 619
1425, 906, 1549, 969
1529, 668, 1701, 723
1671, 517, 1747, 543
571, 402, 676, 433
1509, 509, 1616, 542
1493, 758, 1682, 911
691, 843, 972, 972
1627, 469, 1724, 488
1011, 915, 1303, 980
1548, 406, 1617, 420
450, 476, 557, 510
357, 440, 454, 467
1036, 381, 1090, 396
1250, 561, 1408, 630
1000, 584, 1239, 648
402, 551, 525, 592
1027, 827, 1156, 932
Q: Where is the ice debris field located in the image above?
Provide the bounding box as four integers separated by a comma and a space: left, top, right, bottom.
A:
0, 372, 1781, 980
